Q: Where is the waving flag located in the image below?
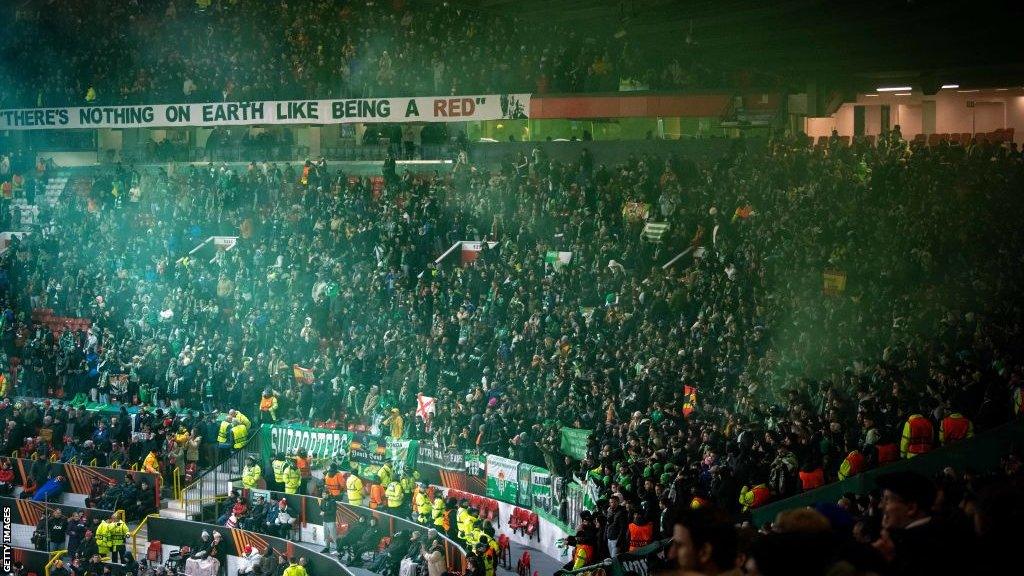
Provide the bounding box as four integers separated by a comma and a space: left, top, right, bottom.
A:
416, 394, 436, 421
682, 385, 697, 418
292, 364, 314, 384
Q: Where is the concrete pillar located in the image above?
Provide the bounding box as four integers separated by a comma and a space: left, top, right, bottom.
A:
922, 100, 937, 135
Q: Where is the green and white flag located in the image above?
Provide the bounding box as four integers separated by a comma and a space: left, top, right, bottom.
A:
531, 468, 554, 515
560, 427, 592, 460
486, 454, 520, 503
642, 222, 670, 243
544, 251, 573, 271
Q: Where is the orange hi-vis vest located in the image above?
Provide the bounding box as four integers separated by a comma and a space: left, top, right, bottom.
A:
260, 396, 275, 411
876, 443, 899, 465
901, 414, 934, 458
627, 523, 653, 551
294, 456, 311, 478
799, 468, 825, 491
324, 473, 345, 497
739, 484, 770, 511
940, 413, 973, 444
368, 484, 386, 509
838, 451, 865, 480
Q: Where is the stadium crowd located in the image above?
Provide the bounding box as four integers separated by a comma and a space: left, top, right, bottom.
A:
0, 0, 725, 109
1, 128, 1023, 574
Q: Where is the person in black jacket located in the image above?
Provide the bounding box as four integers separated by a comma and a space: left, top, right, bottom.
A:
32, 515, 49, 551
74, 530, 99, 561
48, 509, 68, 551
208, 531, 229, 576
66, 511, 87, 554
605, 494, 629, 558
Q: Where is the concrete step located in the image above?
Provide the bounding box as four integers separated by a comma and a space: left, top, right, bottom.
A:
160, 507, 190, 520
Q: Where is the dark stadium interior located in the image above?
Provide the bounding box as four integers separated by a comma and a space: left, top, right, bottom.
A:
0, 2, 1023, 576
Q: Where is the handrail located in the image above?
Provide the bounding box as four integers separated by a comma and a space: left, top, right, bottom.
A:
255, 491, 469, 572
146, 514, 354, 576
339, 500, 469, 571
89, 458, 97, 466
44, 550, 67, 576
172, 467, 182, 500
178, 425, 263, 519
128, 513, 161, 560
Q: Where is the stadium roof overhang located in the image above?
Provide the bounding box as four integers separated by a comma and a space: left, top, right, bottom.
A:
442, 0, 1024, 92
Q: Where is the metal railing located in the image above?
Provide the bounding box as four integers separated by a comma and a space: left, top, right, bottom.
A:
44, 550, 67, 576
179, 427, 262, 519
128, 513, 161, 560
172, 466, 182, 500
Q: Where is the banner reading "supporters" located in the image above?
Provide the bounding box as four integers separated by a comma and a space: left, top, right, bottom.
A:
0, 93, 531, 130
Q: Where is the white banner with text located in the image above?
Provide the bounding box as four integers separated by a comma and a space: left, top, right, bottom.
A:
0, 93, 530, 130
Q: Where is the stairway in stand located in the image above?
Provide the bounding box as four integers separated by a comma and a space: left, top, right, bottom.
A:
161, 498, 190, 520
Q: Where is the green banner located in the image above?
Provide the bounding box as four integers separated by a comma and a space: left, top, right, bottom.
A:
560, 427, 592, 460
530, 468, 554, 515
347, 433, 419, 481
485, 454, 520, 503
465, 451, 486, 478
517, 463, 534, 508
260, 423, 352, 467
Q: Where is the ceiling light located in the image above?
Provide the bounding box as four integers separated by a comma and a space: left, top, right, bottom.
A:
876, 86, 913, 92
995, 88, 1009, 91
941, 84, 959, 89
864, 94, 879, 97
894, 93, 912, 96
957, 89, 980, 93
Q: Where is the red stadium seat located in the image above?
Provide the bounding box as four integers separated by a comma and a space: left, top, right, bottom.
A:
497, 534, 512, 569
526, 513, 539, 539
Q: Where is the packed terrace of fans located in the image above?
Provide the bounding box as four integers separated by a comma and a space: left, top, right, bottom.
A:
0, 0, 726, 109
2, 129, 1022, 514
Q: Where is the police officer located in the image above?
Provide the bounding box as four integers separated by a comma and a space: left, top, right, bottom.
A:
231, 418, 248, 450
431, 493, 445, 525
108, 513, 129, 564
271, 452, 288, 493
242, 455, 262, 490
346, 466, 364, 506
385, 478, 405, 516
228, 409, 251, 429
217, 417, 233, 459
414, 483, 431, 524
283, 460, 301, 495
377, 461, 394, 488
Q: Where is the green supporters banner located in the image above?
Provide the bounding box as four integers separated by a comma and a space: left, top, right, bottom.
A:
465, 452, 486, 478
485, 454, 520, 503
348, 433, 419, 481
260, 423, 351, 466
530, 468, 554, 515
517, 463, 534, 508
560, 427, 592, 460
